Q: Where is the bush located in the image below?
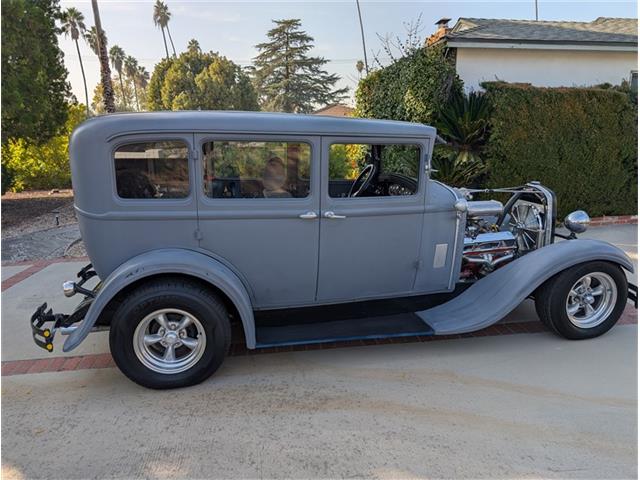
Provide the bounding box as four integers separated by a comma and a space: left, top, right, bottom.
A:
354, 45, 462, 125
483, 82, 637, 217
2, 103, 85, 192
1, 162, 14, 195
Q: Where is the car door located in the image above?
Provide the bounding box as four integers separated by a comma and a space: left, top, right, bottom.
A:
316, 136, 428, 302
195, 134, 321, 308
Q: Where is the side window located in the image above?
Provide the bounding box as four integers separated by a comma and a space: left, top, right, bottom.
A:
328, 143, 421, 198
202, 141, 311, 199
114, 141, 190, 199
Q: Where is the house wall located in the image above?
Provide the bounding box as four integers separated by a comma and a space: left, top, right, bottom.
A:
455, 47, 637, 91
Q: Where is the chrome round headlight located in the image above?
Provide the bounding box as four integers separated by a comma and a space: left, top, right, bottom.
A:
564, 210, 590, 234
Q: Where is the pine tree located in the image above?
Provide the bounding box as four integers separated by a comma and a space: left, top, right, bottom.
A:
252, 19, 348, 113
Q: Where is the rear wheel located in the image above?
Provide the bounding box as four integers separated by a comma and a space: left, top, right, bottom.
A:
535, 261, 627, 339
110, 277, 231, 389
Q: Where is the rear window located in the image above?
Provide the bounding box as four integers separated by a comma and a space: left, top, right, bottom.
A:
202, 140, 311, 199
114, 141, 190, 199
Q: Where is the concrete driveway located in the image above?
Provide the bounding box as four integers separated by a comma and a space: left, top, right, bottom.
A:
1, 224, 637, 478
2, 327, 637, 479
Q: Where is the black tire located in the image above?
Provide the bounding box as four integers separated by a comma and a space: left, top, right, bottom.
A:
534, 261, 628, 340
109, 277, 231, 389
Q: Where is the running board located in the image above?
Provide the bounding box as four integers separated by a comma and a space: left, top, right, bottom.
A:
255, 313, 434, 348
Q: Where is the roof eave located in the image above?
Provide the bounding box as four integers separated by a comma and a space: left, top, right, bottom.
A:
445, 37, 638, 51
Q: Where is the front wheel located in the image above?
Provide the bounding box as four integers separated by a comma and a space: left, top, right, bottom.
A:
110, 277, 231, 389
535, 261, 628, 339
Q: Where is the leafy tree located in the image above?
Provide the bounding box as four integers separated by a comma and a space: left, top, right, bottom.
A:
146, 58, 174, 110
147, 48, 258, 111
252, 19, 348, 113
109, 45, 127, 109
2, 103, 86, 191
1, 0, 71, 144
153, 0, 175, 58
61, 7, 90, 116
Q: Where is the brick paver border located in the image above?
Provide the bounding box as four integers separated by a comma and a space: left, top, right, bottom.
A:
590, 215, 638, 226
1, 256, 90, 292
3, 305, 636, 377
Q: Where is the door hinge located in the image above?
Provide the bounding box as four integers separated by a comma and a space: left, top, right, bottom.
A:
194, 229, 203, 241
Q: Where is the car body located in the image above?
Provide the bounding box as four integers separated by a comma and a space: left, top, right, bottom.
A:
31, 111, 636, 389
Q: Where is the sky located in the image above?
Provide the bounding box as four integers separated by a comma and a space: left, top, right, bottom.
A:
58, 0, 638, 106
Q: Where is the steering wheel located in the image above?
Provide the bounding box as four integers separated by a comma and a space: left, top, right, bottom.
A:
348, 164, 377, 197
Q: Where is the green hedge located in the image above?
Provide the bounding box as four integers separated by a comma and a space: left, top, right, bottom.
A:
483, 82, 637, 217
355, 45, 462, 125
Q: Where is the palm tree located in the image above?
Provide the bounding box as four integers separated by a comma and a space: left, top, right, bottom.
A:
136, 65, 150, 109
109, 45, 127, 109
124, 56, 140, 110
154, 1, 176, 56
187, 38, 201, 53
153, 1, 171, 59
90, 0, 115, 113
61, 8, 90, 116
85, 26, 101, 55
355, 60, 364, 79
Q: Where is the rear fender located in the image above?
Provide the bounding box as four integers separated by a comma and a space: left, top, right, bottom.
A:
62, 248, 256, 352
417, 239, 634, 334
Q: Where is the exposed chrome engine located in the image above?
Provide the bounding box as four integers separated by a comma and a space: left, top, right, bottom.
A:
458, 183, 556, 281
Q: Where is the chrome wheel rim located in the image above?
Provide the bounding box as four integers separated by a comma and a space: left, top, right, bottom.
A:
133, 308, 206, 374
566, 272, 617, 329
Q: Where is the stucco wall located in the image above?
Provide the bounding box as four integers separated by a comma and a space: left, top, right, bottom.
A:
456, 47, 637, 91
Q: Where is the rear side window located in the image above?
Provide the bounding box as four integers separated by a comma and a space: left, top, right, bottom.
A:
202, 141, 311, 199
114, 141, 190, 199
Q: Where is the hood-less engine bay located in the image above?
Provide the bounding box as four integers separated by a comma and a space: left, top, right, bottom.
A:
457, 183, 556, 281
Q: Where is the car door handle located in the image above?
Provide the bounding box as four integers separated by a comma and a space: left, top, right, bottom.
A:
324, 211, 346, 219
299, 211, 318, 219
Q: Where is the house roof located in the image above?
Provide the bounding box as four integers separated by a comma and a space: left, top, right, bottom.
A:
312, 104, 355, 117
446, 17, 638, 47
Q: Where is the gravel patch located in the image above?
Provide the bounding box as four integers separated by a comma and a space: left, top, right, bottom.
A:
1, 190, 86, 262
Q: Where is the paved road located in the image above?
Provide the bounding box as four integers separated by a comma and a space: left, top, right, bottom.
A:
2, 326, 637, 479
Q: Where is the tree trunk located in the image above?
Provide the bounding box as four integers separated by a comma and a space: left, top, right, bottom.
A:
118, 72, 127, 109
75, 39, 90, 116
91, 0, 115, 113
161, 27, 169, 59
166, 24, 177, 56
132, 82, 139, 111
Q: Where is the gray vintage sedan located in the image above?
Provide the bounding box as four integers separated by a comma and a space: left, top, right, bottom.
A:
30, 111, 636, 389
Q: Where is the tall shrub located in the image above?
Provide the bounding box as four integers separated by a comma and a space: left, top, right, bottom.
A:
2, 103, 86, 192
483, 82, 637, 217
354, 45, 462, 125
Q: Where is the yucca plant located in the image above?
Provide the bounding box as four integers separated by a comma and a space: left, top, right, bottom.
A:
434, 91, 491, 186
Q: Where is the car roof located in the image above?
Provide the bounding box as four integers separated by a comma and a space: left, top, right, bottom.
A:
72, 110, 436, 141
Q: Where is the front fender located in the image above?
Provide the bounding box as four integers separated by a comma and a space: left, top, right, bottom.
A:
62, 248, 256, 352
417, 239, 633, 334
